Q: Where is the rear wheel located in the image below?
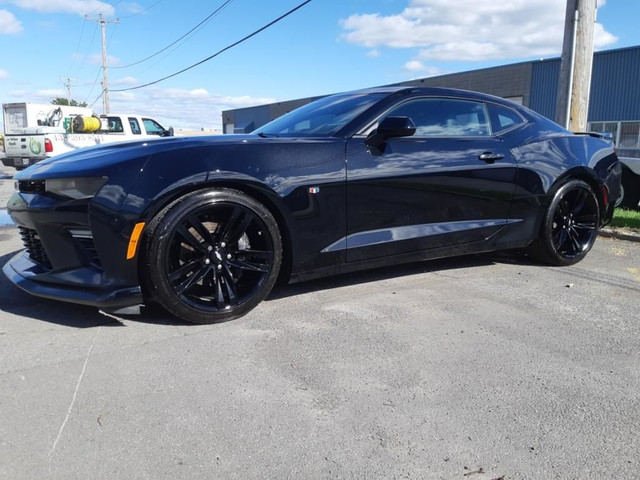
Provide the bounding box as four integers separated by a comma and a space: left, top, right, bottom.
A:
145, 188, 282, 324
529, 180, 600, 266
617, 169, 640, 210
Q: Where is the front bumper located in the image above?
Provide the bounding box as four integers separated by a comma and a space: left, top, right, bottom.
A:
3, 251, 143, 308
4, 186, 144, 310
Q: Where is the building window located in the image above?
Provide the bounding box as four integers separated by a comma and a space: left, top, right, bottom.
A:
619, 122, 640, 148
590, 121, 640, 158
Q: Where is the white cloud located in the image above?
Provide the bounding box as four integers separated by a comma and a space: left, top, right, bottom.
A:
341, 0, 618, 62
366, 49, 381, 58
0, 9, 22, 33
89, 53, 120, 66
593, 23, 617, 49
104, 87, 276, 130
0, 69, 9, 79
403, 61, 445, 77
405, 60, 426, 72
119, 2, 145, 15
7, 0, 114, 16
112, 76, 138, 86
36, 88, 65, 97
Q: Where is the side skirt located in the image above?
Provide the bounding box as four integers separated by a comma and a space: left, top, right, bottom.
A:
288, 234, 533, 284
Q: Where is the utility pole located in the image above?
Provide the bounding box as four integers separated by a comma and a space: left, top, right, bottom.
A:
85, 13, 119, 114
555, 0, 596, 131
63, 77, 75, 105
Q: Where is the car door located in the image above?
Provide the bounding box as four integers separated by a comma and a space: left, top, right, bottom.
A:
345, 96, 518, 263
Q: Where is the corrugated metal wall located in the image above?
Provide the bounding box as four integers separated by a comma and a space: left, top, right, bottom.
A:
529, 46, 640, 122
529, 59, 560, 120
589, 46, 640, 121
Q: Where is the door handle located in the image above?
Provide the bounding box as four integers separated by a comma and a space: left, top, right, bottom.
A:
479, 152, 505, 163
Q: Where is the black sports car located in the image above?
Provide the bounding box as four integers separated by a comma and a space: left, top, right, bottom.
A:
4, 87, 621, 323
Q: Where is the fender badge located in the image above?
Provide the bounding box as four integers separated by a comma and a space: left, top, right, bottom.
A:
308, 187, 320, 194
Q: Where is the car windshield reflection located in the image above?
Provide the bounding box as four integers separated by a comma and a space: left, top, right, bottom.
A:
253, 93, 385, 137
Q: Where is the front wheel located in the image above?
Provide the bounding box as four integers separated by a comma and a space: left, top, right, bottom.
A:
144, 188, 282, 324
529, 180, 600, 266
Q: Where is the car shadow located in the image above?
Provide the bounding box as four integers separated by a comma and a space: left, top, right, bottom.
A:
266, 249, 531, 301
0, 246, 533, 328
0, 250, 126, 328
0, 247, 196, 328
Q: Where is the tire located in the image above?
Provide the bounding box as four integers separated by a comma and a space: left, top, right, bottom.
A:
528, 180, 600, 266
617, 169, 640, 210
144, 188, 282, 324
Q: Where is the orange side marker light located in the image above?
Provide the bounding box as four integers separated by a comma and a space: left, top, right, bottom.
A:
127, 222, 146, 260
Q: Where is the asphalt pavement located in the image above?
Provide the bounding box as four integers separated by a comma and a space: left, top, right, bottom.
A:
0, 162, 639, 479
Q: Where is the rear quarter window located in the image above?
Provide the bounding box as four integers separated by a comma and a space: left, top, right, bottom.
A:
487, 103, 525, 134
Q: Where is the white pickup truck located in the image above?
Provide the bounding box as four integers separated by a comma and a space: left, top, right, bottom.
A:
2, 103, 172, 170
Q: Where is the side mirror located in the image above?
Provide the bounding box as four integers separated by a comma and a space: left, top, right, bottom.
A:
365, 116, 416, 148
162, 127, 175, 137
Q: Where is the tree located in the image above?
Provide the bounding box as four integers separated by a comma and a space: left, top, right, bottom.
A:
51, 97, 88, 107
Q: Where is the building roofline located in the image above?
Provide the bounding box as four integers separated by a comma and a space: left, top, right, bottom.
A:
222, 44, 640, 116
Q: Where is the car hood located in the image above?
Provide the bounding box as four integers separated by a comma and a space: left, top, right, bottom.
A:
13, 134, 265, 180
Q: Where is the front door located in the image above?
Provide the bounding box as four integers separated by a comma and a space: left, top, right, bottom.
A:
345, 97, 518, 263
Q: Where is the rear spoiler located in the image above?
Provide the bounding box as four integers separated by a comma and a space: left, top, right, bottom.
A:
574, 131, 614, 142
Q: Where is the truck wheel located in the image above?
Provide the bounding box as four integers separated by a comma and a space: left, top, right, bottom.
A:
144, 188, 282, 324
618, 169, 640, 210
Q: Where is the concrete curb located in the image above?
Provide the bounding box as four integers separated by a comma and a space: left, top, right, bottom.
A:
599, 227, 640, 243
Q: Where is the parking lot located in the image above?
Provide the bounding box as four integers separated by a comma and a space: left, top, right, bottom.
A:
0, 163, 639, 479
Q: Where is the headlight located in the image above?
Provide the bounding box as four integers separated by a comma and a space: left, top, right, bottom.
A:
45, 177, 109, 199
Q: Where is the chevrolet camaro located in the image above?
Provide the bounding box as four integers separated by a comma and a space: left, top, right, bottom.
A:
3, 87, 622, 323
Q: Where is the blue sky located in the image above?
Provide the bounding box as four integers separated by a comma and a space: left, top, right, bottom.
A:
0, 0, 637, 131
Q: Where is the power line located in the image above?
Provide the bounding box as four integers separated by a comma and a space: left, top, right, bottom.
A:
112, 0, 234, 70
88, 88, 105, 109
118, 0, 165, 19
83, 66, 104, 105
85, 0, 117, 17
72, 22, 99, 77
67, 19, 86, 76
111, 0, 312, 92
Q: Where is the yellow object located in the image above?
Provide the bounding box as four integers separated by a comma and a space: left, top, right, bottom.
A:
127, 222, 146, 260
72, 116, 101, 133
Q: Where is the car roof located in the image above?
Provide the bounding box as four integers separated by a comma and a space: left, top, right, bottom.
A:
344, 85, 517, 106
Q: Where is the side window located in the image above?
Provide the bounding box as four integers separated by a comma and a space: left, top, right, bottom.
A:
487, 103, 525, 134
128, 117, 141, 135
106, 117, 124, 133
385, 98, 490, 136
142, 118, 165, 135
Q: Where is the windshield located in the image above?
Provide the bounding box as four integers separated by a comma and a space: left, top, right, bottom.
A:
254, 93, 386, 137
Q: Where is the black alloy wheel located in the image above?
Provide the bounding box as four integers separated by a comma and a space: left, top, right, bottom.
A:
529, 179, 600, 266
145, 188, 282, 324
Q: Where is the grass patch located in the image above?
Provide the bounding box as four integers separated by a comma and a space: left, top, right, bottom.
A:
610, 208, 640, 230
